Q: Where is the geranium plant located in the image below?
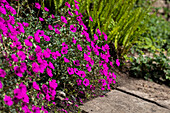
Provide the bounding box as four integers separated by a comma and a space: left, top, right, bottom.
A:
0, 0, 120, 112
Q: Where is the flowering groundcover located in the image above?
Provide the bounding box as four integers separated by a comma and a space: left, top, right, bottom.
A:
0, 0, 120, 112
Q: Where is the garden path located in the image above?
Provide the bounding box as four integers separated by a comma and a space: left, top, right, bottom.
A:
80, 72, 170, 113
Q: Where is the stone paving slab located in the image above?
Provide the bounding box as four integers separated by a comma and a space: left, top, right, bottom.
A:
117, 87, 170, 110
80, 89, 170, 113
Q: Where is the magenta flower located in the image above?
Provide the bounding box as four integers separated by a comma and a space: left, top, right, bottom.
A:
104, 44, 110, 50
17, 51, 26, 61
48, 25, 53, 30
44, 35, 50, 41
99, 79, 107, 86
86, 45, 91, 51
39, 64, 45, 73
67, 67, 74, 75
68, 10, 73, 16
41, 106, 48, 113
73, 60, 80, 66
13, 88, 22, 99
61, 16, 68, 24
0, 7, 6, 15
49, 89, 56, 97
83, 24, 88, 31
32, 106, 40, 113
62, 42, 68, 49
70, 25, 77, 32
11, 54, 18, 62
76, 79, 82, 86
89, 16, 93, 22
51, 14, 55, 18
35, 2, 41, 9
101, 85, 105, 90
23, 22, 29, 27
36, 57, 43, 63
74, 0, 79, 4
55, 51, 61, 59
102, 32, 108, 41
74, 68, 79, 75
55, 28, 61, 34
35, 45, 42, 54
17, 22, 25, 33
43, 50, 50, 58
86, 64, 91, 72
54, 24, 61, 29
46, 94, 51, 101
20, 62, 27, 73
47, 67, 53, 77
33, 81, 40, 90
19, 82, 27, 93
90, 85, 95, 90
61, 47, 68, 54
76, 16, 82, 22
22, 94, 29, 103
34, 33, 41, 43
49, 79, 58, 90
9, 6, 16, 15
14, 66, 23, 77
87, 52, 91, 55
48, 62, 55, 69
83, 78, 90, 87
42, 84, 49, 94
44, 7, 49, 12
51, 52, 57, 60
14, 41, 23, 50
102, 46, 106, 52
72, 37, 76, 44
78, 71, 86, 78
24, 39, 32, 47
97, 29, 102, 36
39, 17, 44, 21
32, 62, 39, 73
4, 95, 13, 106
112, 72, 116, 80
28, 35, 33, 39
107, 76, 113, 84
37, 29, 44, 36
93, 47, 99, 56
46, 48, 52, 54
110, 61, 114, 67
79, 20, 84, 25
65, 2, 71, 8
0, 81, 3, 89
84, 53, 90, 62
29, 54, 35, 60
116, 59, 120, 66
64, 57, 70, 63
77, 44, 82, 51
9, 15, 15, 25
75, 4, 79, 10
94, 34, 98, 40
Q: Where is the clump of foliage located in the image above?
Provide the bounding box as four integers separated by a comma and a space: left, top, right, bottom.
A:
129, 48, 170, 86
0, 0, 119, 112
134, 13, 170, 55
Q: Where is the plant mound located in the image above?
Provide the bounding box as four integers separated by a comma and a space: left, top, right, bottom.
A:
0, 0, 119, 112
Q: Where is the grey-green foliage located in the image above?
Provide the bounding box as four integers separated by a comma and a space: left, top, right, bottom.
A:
129, 49, 170, 86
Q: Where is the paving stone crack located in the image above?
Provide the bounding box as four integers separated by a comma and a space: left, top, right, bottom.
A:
115, 87, 170, 110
